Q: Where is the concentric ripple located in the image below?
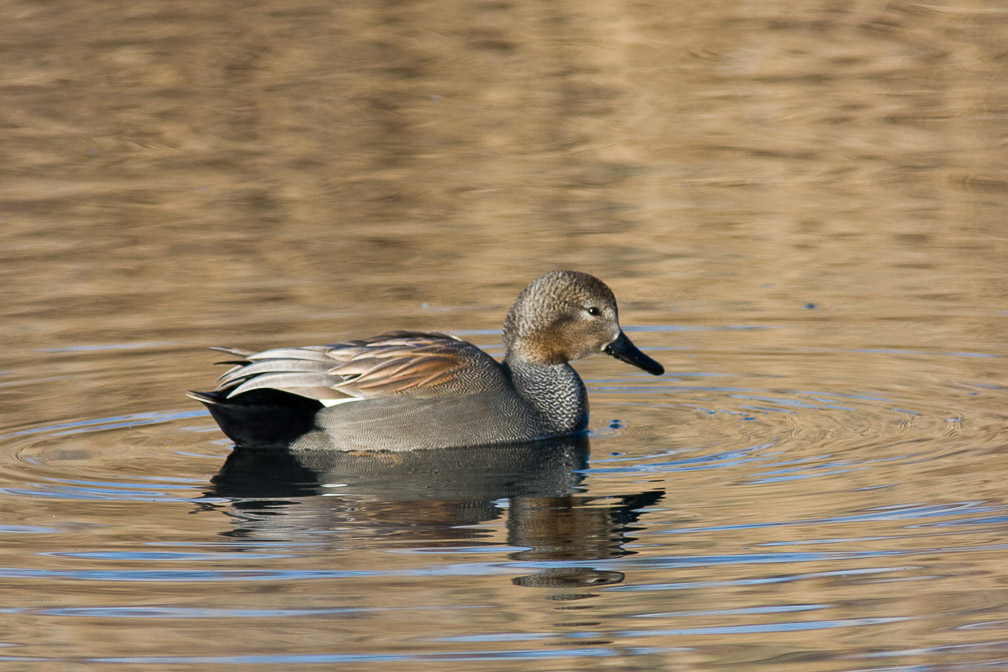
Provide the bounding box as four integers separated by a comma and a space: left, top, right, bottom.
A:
0, 407, 221, 502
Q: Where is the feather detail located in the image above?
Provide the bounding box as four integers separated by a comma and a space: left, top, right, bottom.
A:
209, 331, 500, 402
217, 358, 329, 386
228, 372, 349, 398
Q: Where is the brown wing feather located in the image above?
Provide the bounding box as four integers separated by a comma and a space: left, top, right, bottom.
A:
324, 332, 492, 398
212, 331, 501, 401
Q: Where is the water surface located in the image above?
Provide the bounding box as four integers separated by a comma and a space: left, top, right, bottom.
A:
1, 1, 1007, 670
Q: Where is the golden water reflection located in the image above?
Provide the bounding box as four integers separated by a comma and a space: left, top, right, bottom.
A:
1, 0, 1006, 669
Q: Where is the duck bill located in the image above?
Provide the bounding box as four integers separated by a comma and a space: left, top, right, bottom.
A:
603, 331, 664, 376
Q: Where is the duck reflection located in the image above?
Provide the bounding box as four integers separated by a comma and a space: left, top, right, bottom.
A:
212, 435, 590, 501
207, 436, 663, 589
507, 489, 664, 591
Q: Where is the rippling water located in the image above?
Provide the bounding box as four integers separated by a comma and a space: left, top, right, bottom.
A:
2, 0, 1007, 670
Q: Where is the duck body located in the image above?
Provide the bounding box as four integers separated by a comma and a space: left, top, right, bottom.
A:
189, 271, 663, 450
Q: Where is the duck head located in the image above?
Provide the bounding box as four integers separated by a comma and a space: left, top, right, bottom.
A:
502, 270, 664, 375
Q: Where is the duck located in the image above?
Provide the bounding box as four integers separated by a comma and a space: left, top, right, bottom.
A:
188, 270, 663, 450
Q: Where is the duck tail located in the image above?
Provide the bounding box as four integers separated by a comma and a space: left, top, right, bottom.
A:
187, 388, 322, 448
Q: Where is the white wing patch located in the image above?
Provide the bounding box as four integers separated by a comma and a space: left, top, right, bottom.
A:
319, 397, 364, 408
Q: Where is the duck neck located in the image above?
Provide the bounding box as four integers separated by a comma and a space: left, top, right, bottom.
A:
503, 357, 589, 435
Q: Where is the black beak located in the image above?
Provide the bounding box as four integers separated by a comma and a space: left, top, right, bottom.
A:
604, 331, 664, 376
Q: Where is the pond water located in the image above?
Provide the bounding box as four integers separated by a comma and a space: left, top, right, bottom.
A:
2, 1, 1007, 670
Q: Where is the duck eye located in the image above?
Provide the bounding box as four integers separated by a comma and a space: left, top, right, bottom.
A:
585, 306, 600, 317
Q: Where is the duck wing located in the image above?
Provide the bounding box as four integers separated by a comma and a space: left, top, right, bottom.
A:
209, 331, 503, 403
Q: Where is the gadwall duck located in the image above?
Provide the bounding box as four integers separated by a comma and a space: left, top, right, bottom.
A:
189, 270, 663, 450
